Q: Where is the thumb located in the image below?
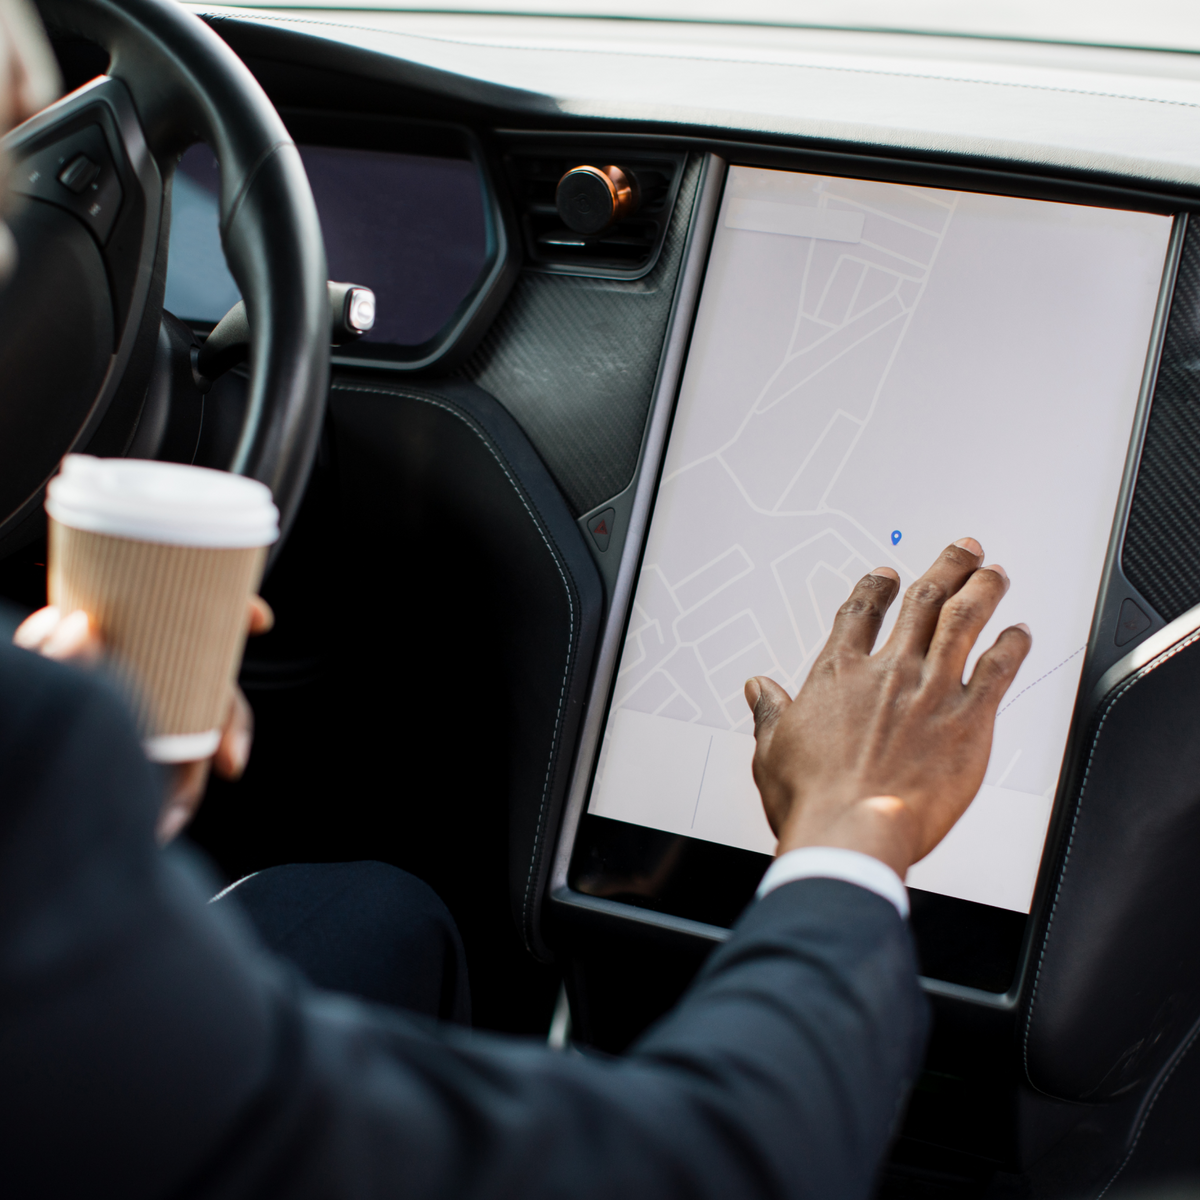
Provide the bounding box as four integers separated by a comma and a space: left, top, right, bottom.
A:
745, 676, 791, 747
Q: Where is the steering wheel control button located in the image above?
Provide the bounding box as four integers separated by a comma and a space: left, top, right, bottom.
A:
329, 281, 377, 343
14, 123, 123, 244
587, 508, 616, 552
346, 287, 376, 333
556, 165, 641, 235
1115, 597, 1152, 646
58, 154, 101, 195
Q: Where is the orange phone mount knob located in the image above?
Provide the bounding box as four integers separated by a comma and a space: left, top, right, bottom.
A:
555, 164, 641, 235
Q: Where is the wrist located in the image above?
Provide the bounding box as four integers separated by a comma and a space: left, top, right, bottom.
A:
776, 794, 920, 879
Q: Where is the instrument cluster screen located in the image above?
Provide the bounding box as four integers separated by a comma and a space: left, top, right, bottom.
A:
166, 142, 489, 349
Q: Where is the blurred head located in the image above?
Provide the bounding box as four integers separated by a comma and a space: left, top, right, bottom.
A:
0, 0, 60, 282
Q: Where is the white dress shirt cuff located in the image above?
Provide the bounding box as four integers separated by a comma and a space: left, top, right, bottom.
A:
756, 846, 910, 919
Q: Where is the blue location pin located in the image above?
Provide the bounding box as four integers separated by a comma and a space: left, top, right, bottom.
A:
891, 530, 902, 546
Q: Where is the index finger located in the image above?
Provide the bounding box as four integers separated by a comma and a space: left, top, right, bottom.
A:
821, 568, 900, 658
882, 538, 983, 659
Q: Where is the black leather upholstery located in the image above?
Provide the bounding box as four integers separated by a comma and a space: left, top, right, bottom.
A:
1024, 622, 1200, 1101
327, 378, 603, 958
35, 0, 328, 541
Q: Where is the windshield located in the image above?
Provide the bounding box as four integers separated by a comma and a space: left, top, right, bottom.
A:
211, 0, 1200, 56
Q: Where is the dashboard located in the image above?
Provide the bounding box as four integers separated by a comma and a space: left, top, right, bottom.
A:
163, 8, 1200, 1190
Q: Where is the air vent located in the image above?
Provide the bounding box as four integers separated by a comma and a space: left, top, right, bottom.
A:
505, 149, 687, 279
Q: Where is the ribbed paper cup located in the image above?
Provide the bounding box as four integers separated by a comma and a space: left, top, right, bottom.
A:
45, 456, 279, 763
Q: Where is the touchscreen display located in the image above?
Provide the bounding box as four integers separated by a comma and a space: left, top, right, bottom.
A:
588, 166, 1172, 914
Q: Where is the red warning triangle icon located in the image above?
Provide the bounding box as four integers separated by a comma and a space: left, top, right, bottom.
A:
594, 519, 608, 537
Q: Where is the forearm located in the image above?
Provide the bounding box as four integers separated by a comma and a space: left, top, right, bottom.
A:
204, 878, 926, 1200
626, 880, 927, 1199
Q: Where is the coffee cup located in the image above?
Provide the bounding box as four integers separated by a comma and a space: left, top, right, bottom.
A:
45, 455, 279, 762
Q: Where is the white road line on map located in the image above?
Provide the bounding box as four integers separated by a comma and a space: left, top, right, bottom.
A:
781, 267, 906, 364
811, 252, 856, 320
690, 736, 714, 828
823, 193, 953, 236
661, 262, 908, 487
808, 505, 918, 578
807, 561, 855, 638
838, 549, 872, 576
855, 236, 937, 271
804, 314, 841, 330
687, 611, 783, 724
635, 564, 682, 609
618, 666, 667, 709
843, 258, 870, 322
628, 184, 957, 722
813, 194, 959, 512
674, 603, 760, 652
752, 304, 908, 416
624, 600, 658, 637
770, 530, 858, 660
616, 604, 662, 677
993, 749, 1023, 788
653, 673, 701, 721
788, 232, 820, 356
704, 627, 776, 678
668, 544, 754, 611
769, 408, 864, 513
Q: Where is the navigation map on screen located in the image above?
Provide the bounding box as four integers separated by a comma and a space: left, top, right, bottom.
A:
588, 167, 1172, 913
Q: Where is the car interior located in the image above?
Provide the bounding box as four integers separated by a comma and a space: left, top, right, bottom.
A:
5, 0, 1200, 1194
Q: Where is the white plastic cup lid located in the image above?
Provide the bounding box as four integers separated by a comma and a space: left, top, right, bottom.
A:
46, 456, 280, 548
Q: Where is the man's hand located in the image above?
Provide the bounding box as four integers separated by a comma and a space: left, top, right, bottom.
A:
14, 596, 273, 843
745, 538, 1031, 879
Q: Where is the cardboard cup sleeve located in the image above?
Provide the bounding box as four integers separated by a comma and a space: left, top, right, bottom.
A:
45, 456, 279, 763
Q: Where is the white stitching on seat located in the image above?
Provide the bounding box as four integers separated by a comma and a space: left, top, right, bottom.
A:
1022, 627, 1200, 1088
209, 871, 260, 903
331, 383, 576, 953
1094, 1013, 1200, 1199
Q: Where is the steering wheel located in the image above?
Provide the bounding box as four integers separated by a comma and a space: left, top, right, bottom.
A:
0, 0, 328, 558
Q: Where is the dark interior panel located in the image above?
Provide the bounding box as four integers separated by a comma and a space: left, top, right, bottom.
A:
1024, 627, 1200, 1102
465, 154, 703, 517
191, 375, 602, 1032
1123, 218, 1200, 622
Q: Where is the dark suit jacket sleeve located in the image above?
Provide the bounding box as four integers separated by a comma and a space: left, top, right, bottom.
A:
0, 643, 929, 1200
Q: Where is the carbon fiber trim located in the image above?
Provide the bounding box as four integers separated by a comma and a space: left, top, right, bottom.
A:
1123, 221, 1200, 622
464, 154, 703, 516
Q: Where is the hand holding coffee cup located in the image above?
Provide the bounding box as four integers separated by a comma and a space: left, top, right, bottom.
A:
14, 455, 280, 839
15, 596, 273, 841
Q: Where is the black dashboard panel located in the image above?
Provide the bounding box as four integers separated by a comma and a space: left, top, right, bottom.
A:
569, 815, 1029, 993
466, 147, 703, 520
